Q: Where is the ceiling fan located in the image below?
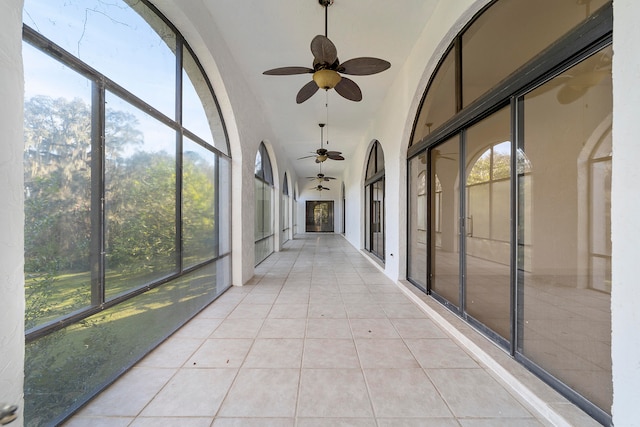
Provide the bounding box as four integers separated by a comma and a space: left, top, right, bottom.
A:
556, 56, 611, 104
312, 184, 331, 191
307, 173, 336, 182
526, 49, 611, 105
298, 123, 344, 163
308, 158, 337, 181
262, 0, 391, 103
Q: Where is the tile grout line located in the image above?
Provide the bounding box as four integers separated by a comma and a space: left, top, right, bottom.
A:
394, 279, 574, 427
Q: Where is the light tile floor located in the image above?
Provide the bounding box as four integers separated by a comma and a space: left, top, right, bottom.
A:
64, 234, 591, 427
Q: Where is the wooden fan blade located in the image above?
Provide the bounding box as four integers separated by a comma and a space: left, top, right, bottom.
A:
311, 35, 338, 66
326, 151, 344, 160
339, 57, 391, 75
298, 155, 317, 160
297, 80, 319, 104
334, 77, 362, 102
322, 186, 331, 190
263, 66, 314, 75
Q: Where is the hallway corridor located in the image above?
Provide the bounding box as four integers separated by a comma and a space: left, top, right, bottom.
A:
63, 234, 595, 427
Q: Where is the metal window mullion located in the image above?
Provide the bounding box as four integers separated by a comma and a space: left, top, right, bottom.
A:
513, 95, 525, 354
459, 132, 467, 317
426, 149, 433, 293
90, 79, 106, 306
214, 153, 221, 258
406, 156, 416, 287
370, 184, 375, 252
455, 36, 463, 113
364, 184, 369, 250
508, 96, 519, 355
364, 169, 385, 187
266, 180, 273, 242
262, 180, 266, 241
176, 38, 184, 273
262, 181, 266, 240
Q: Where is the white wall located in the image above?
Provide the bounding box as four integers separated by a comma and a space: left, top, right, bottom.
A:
342, 0, 490, 281
0, 1, 24, 423
612, 0, 640, 424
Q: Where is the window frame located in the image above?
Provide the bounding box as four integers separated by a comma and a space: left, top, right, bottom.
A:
282, 172, 290, 240
23, 0, 231, 342
406, 3, 613, 425
254, 142, 275, 264
408, 3, 613, 160
365, 141, 385, 261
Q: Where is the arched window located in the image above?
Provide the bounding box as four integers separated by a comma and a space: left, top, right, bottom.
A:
364, 141, 385, 261
22, 0, 231, 424
465, 140, 510, 242
587, 125, 611, 293
282, 172, 291, 243
293, 186, 298, 235
406, 1, 613, 423
341, 182, 346, 234
255, 142, 275, 264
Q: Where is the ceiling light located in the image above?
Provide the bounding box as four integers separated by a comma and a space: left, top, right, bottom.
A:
313, 69, 342, 89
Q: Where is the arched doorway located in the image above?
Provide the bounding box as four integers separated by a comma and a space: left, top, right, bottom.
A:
364, 141, 385, 261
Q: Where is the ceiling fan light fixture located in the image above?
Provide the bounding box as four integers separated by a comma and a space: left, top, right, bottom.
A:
317, 154, 328, 162
313, 69, 341, 89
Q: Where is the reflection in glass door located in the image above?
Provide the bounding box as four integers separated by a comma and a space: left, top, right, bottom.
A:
408, 154, 427, 290
519, 45, 612, 412
370, 179, 385, 260
406, 2, 612, 420
464, 107, 511, 341
430, 136, 460, 307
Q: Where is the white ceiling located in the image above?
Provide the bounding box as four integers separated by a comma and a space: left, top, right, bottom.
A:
203, 0, 439, 180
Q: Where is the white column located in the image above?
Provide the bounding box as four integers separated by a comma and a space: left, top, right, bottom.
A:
0, 0, 25, 425
612, 0, 640, 424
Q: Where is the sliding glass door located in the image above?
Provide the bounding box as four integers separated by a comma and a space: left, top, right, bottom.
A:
464, 107, 511, 341
430, 136, 460, 307
518, 45, 612, 412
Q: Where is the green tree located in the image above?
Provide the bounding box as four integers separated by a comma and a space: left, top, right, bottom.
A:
467, 148, 510, 185
23, 95, 143, 326
106, 150, 177, 272
182, 150, 216, 263
24, 96, 92, 272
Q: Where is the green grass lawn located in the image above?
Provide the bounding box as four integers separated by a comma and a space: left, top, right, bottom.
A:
25, 261, 226, 427
25, 260, 184, 329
